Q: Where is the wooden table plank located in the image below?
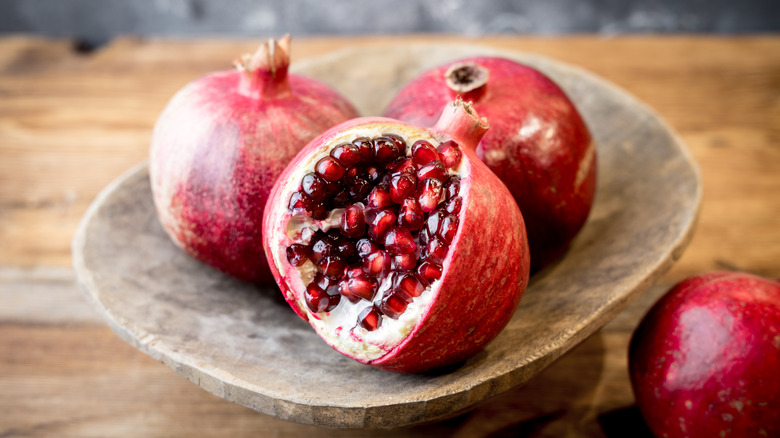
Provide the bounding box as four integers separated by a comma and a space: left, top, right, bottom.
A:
1, 35, 778, 437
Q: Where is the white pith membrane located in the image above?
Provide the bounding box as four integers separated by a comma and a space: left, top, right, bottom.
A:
268, 123, 470, 362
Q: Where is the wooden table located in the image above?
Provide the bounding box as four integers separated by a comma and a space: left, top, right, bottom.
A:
1, 35, 778, 437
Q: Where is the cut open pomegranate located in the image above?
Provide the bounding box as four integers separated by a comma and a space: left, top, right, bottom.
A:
263, 101, 530, 373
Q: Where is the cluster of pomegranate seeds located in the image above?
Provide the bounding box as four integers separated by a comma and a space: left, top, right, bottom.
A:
285, 134, 463, 331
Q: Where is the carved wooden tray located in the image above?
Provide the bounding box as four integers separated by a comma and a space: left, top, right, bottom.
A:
72, 44, 700, 429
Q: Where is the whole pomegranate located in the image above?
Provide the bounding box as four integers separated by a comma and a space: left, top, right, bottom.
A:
629, 271, 780, 438
262, 100, 530, 373
150, 35, 358, 283
384, 57, 596, 271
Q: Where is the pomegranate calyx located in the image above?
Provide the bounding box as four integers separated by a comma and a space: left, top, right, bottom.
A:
445, 62, 489, 101
432, 100, 489, 152
234, 34, 292, 98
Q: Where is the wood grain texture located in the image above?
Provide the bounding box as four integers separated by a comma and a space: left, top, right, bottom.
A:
1, 35, 779, 436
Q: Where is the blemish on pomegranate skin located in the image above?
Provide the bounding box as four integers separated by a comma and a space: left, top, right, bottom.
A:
773, 334, 780, 349
685, 400, 692, 409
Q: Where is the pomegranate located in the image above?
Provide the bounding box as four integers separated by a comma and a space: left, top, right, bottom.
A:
384, 57, 596, 271
150, 35, 358, 283
629, 271, 780, 437
263, 100, 530, 373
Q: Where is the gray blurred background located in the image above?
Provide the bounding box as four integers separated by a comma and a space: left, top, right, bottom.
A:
1, 0, 778, 50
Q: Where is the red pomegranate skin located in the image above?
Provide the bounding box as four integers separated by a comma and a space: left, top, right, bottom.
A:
629, 271, 780, 438
262, 102, 530, 373
384, 57, 596, 270
150, 39, 358, 284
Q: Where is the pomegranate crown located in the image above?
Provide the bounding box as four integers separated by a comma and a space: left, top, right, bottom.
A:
234, 34, 292, 78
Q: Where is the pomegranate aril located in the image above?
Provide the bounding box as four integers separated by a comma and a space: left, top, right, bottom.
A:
366, 165, 382, 183
346, 270, 378, 301
288, 191, 311, 214
384, 226, 416, 255
330, 189, 351, 208
438, 214, 459, 244
355, 238, 378, 258
380, 291, 410, 319
310, 235, 336, 264
319, 255, 346, 279
324, 179, 343, 196
363, 249, 390, 277
368, 209, 397, 242
313, 272, 335, 291
444, 177, 461, 199
416, 160, 448, 183
315, 156, 346, 182
438, 140, 462, 169
423, 237, 449, 264
301, 173, 327, 203
340, 204, 366, 238
305, 282, 339, 313
417, 260, 443, 282
330, 143, 362, 167
392, 253, 417, 271
337, 277, 361, 303
395, 272, 425, 298
397, 197, 424, 231
357, 305, 383, 331
310, 202, 328, 220
411, 140, 440, 167
353, 137, 374, 161
373, 136, 401, 162
367, 184, 393, 209
418, 178, 444, 213
445, 196, 462, 215
383, 133, 407, 152
348, 178, 371, 201
390, 172, 417, 204
286, 244, 311, 267
426, 209, 444, 236
385, 158, 416, 175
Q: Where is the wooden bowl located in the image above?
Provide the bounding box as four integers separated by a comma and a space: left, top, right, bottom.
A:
72, 44, 700, 429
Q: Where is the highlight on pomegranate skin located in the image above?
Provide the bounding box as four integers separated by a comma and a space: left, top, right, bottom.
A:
149, 35, 358, 284
263, 101, 531, 373
384, 57, 597, 271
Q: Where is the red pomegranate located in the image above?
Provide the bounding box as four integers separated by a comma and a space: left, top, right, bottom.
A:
263, 100, 530, 373
384, 57, 596, 271
150, 36, 358, 283
629, 271, 780, 437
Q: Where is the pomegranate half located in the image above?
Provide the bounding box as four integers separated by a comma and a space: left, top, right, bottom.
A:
150, 35, 358, 284
384, 57, 596, 271
629, 271, 780, 438
263, 101, 530, 373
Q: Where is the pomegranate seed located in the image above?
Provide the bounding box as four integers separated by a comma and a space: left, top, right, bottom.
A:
347, 271, 378, 301
315, 156, 346, 182
419, 227, 432, 246
310, 202, 328, 220
301, 173, 327, 203
411, 140, 440, 167
423, 237, 449, 263
367, 184, 393, 209
392, 253, 417, 271
340, 204, 366, 238
416, 160, 448, 183
324, 179, 343, 196
366, 165, 382, 183
384, 226, 416, 255
438, 214, 460, 244
385, 158, 416, 175
397, 197, 424, 231
363, 249, 390, 277
330, 143, 362, 167
305, 282, 340, 313
353, 137, 374, 161
310, 234, 336, 264
445, 196, 462, 215
288, 191, 312, 214
357, 305, 383, 331
330, 189, 351, 208
444, 177, 461, 199
417, 260, 443, 282
438, 140, 463, 169
390, 172, 417, 203
337, 276, 361, 303
426, 209, 445, 236
395, 272, 425, 298
380, 291, 410, 319
355, 238, 378, 258
337, 239, 358, 262
373, 136, 401, 162
286, 244, 311, 267
348, 178, 371, 201
383, 133, 407, 152
368, 209, 397, 242
319, 255, 346, 279
418, 178, 444, 213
